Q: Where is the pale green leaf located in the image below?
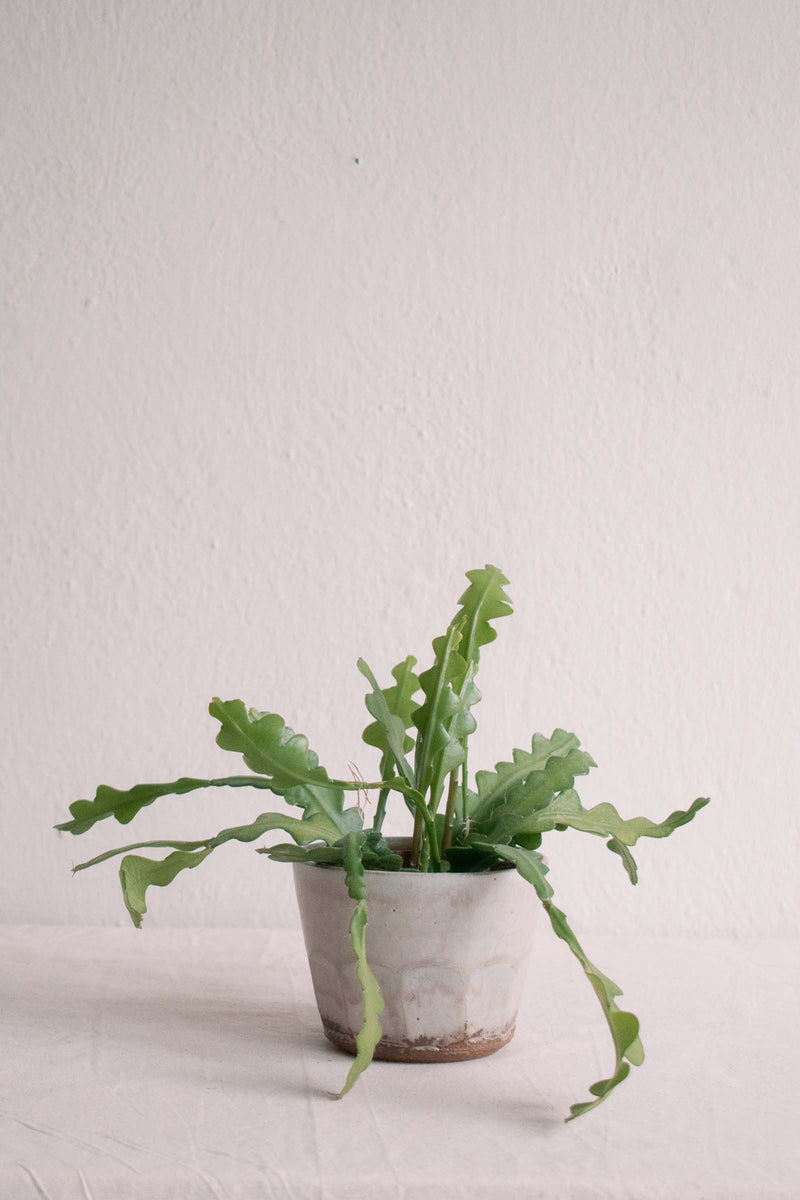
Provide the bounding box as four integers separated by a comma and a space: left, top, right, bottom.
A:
544, 900, 644, 1121
209, 698, 353, 833
261, 843, 344, 864
472, 841, 554, 900
516, 790, 710, 847
607, 837, 638, 884
472, 747, 596, 843
412, 621, 481, 808
75, 811, 351, 928
120, 848, 214, 928
73, 812, 348, 874
55, 774, 273, 836
209, 811, 351, 849
469, 730, 596, 824
445, 565, 513, 824
449, 564, 513, 690
360, 656, 421, 760
357, 658, 417, 784
428, 663, 481, 813
337, 833, 384, 1098
259, 829, 403, 872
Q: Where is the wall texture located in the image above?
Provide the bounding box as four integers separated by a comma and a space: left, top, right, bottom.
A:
3, 0, 798, 935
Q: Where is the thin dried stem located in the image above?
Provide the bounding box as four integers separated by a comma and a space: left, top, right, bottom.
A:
440, 770, 459, 854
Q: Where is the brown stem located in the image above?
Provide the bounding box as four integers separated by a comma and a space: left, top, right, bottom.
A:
411, 807, 424, 868
440, 770, 459, 854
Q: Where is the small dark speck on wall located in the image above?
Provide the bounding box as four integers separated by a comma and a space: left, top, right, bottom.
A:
354, 157, 359, 164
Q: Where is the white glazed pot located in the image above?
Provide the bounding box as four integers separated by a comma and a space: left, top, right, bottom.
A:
293, 838, 538, 1062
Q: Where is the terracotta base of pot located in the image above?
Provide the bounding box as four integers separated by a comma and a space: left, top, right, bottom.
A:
322, 1018, 515, 1063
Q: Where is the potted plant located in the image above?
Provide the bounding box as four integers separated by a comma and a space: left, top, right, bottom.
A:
55, 565, 708, 1120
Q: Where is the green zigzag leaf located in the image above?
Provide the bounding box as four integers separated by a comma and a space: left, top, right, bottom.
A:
412, 621, 480, 807
544, 901, 644, 1121
75, 810, 350, 927
55, 774, 274, 836
209, 698, 355, 834
516, 791, 710, 846
337, 833, 384, 1098
469, 731, 596, 824
357, 657, 418, 784
467, 843, 643, 1122
449, 563, 513, 689
360, 656, 421, 759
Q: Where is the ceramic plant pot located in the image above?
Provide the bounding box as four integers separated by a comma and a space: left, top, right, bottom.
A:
293, 838, 538, 1062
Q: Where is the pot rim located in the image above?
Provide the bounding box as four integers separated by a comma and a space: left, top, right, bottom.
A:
293, 836, 516, 878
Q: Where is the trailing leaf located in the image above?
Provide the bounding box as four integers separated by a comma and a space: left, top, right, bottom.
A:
337, 833, 384, 1098
472, 842, 554, 899
76, 810, 355, 926
55, 774, 274, 836
607, 837, 638, 884
467, 841, 642, 1120
74, 811, 347, 878
73, 812, 351, 875
73, 837, 209, 867
357, 658, 418, 784
120, 848, 214, 928
544, 901, 644, 1121
513, 790, 710, 846
209, 699, 354, 833
471, 745, 597, 845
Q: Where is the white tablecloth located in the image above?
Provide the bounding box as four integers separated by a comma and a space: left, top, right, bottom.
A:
1, 926, 797, 1198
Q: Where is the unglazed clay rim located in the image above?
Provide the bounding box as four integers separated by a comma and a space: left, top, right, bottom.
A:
322, 1018, 516, 1062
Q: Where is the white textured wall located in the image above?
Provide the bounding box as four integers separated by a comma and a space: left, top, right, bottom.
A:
3, 0, 798, 936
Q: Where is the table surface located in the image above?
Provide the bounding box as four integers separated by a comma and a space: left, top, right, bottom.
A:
1, 925, 797, 1199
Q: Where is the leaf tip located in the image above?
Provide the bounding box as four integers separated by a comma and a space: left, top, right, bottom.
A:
336, 1071, 358, 1100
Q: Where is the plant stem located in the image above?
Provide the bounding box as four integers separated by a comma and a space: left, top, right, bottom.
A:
317, 775, 442, 872
411, 807, 424, 868
441, 770, 459, 853
371, 751, 392, 832
458, 744, 469, 822
410, 793, 442, 872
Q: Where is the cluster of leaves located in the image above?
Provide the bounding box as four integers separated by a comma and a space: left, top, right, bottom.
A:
55, 565, 709, 1120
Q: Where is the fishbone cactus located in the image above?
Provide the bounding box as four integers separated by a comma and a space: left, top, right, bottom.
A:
55, 564, 709, 1121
